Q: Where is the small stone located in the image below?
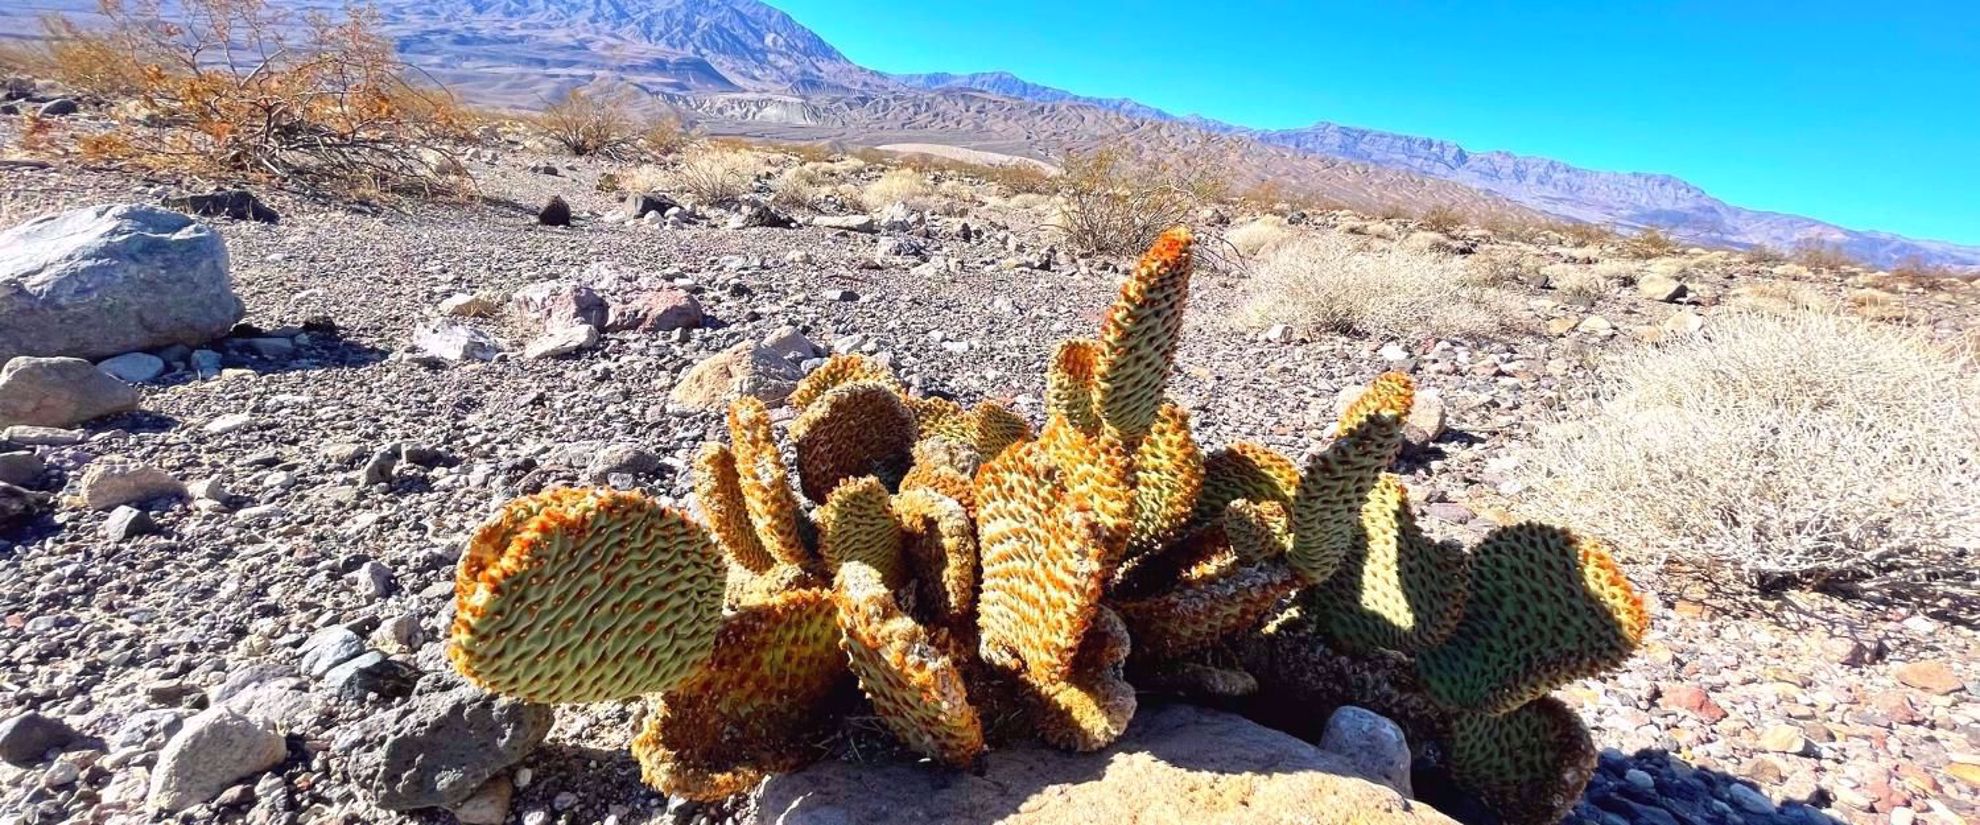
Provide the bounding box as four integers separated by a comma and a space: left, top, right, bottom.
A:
537, 196, 571, 226
187, 477, 232, 503
97, 352, 168, 383
1660, 309, 1704, 337
1658, 684, 1727, 723
1636, 272, 1687, 302
523, 323, 599, 360
606, 289, 703, 333
822, 288, 858, 302
42, 758, 80, 787
0, 425, 79, 445
1759, 724, 1809, 755
103, 505, 159, 541
36, 98, 79, 117
0, 450, 44, 486
1317, 706, 1412, 798
350, 561, 397, 598
147, 708, 288, 813
321, 651, 417, 700
450, 775, 516, 825
244, 337, 296, 360
1576, 315, 1615, 334
586, 443, 660, 479
1893, 661, 1963, 695
411, 321, 502, 362
1725, 783, 1773, 815
1263, 323, 1293, 343
0, 712, 78, 767
1624, 769, 1655, 791
79, 457, 184, 510
298, 627, 366, 678
350, 687, 554, 810
371, 613, 423, 652
204, 412, 254, 434
440, 293, 501, 318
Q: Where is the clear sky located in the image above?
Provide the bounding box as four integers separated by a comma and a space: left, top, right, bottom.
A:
773, 1, 1980, 245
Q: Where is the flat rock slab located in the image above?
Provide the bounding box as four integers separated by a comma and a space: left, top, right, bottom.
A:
755, 704, 1456, 825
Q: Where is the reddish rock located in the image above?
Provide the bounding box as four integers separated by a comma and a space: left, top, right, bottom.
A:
1658, 683, 1727, 723
511, 282, 607, 330
606, 288, 704, 333
1869, 690, 1921, 725
1892, 661, 1963, 695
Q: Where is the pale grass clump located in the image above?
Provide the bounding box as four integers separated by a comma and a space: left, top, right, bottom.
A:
861, 168, 934, 212
1728, 281, 1832, 315
1519, 311, 1980, 608
1545, 261, 1638, 297
1224, 216, 1292, 257
770, 164, 833, 211
1241, 231, 1514, 340
667, 145, 764, 206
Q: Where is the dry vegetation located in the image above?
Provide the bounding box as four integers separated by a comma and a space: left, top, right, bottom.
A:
1240, 229, 1517, 339
13, 0, 470, 197
1050, 147, 1225, 255
1520, 311, 1980, 610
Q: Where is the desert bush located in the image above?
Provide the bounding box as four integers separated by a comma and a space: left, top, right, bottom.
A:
641, 113, 691, 157
770, 164, 832, 211
1741, 243, 1787, 264
35, 0, 465, 197
1545, 261, 1638, 297
1790, 239, 1863, 271
1224, 216, 1293, 257
1519, 311, 1979, 609
1555, 221, 1617, 247
1463, 246, 1546, 287
1622, 227, 1679, 258
1050, 147, 1224, 255
861, 168, 934, 212
537, 86, 640, 158
1241, 231, 1514, 339
1727, 281, 1831, 315
1417, 204, 1466, 234
669, 144, 762, 206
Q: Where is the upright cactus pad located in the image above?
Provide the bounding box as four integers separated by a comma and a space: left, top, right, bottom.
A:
1027, 606, 1137, 752
789, 354, 902, 412
791, 381, 916, 504
906, 395, 972, 442
1443, 697, 1598, 825
1308, 474, 1467, 654
899, 436, 981, 514
631, 587, 846, 801
1127, 402, 1205, 557
1224, 499, 1293, 565
451, 489, 724, 703
692, 443, 774, 574
727, 398, 810, 567
835, 562, 986, 766
816, 475, 905, 585
1417, 524, 1649, 714
974, 424, 1131, 682
971, 400, 1033, 459
1288, 372, 1413, 583
1094, 227, 1194, 445
1046, 338, 1102, 434
1189, 442, 1300, 534
892, 489, 978, 626
1116, 560, 1303, 660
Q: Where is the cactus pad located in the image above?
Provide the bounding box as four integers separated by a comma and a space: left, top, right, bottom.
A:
900, 436, 982, 514
1094, 227, 1194, 445
1224, 499, 1293, 564
727, 397, 811, 567
1443, 697, 1598, 825
789, 354, 902, 412
1308, 474, 1467, 653
892, 489, 977, 626
451, 489, 724, 703
835, 562, 986, 765
791, 381, 916, 504
692, 443, 774, 574
971, 400, 1033, 459
1026, 606, 1137, 752
816, 475, 905, 585
1288, 373, 1413, 583
1116, 560, 1302, 660
630, 587, 845, 800
1190, 442, 1300, 534
1046, 338, 1103, 434
1127, 402, 1205, 556
1417, 524, 1648, 714
974, 425, 1131, 682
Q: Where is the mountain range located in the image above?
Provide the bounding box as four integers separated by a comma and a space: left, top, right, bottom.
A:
7, 0, 1972, 267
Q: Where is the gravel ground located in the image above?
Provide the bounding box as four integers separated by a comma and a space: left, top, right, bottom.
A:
1, 139, 1975, 825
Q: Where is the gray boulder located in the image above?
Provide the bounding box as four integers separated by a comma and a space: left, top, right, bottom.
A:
0, 356, 140, 428
0, 204, 242, 363
347, 687, 553, 811
147, 708, 288, 813
0, 711, 78, 766
1318, 705, 1414, 798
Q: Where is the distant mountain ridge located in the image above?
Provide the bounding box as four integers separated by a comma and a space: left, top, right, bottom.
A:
7, 0, 1971, 266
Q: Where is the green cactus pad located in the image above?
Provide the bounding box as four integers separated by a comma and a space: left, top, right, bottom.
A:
816, 475, 905, 585
1444, 697, 1598, 825
790, 381, 916, 504
1094, 227, 1194, 446
1306, 474, 1467, 654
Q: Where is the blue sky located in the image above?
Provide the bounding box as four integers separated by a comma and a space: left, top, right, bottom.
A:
774, 1, 1980, 245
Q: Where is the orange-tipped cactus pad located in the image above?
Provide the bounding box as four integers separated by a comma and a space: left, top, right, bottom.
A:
1025, 605, 1137, 752
788, 354, 902, 413
1094, 227, 1194, 444
816, 475, 905, 585
1417, 524, 1649, 714
1127, 402, 1204, 556
1188, 442, 1300, 534
450, 489, 724, 703
1289, 374, 1413, 583
973, 424, 1131, 682
727, 397, 811, 567
1115, 560, 1303, 660
970, 400, 1033, 460
631, 587, 846, 800
1046, 338, 1102, 435
1444, 696, 1599, 825
693, 443, 774, 574
1307, 474, 1467, 654
899, 436, 981, 515
892, 489, 978, 626
792, 381, 916, 504
835, 562, 986, 765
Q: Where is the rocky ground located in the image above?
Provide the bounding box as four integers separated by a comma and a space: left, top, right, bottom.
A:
2, 117, 1977, 825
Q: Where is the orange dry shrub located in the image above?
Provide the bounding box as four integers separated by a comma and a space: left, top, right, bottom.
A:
44, 0, 468, 197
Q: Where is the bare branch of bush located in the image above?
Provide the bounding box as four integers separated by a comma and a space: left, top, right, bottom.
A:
1049, 146, 1225, 256
536, 86, 640, 158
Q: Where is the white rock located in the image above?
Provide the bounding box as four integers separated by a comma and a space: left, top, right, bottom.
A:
411, 321, 502, 362
147, 709, 286, 813
1317, 706, 1413, 798
0, 356, 140, 429
203, 412, 254, 435
522, 324, 599, 360
79, 458, 183, 510
96, 352, 167, 383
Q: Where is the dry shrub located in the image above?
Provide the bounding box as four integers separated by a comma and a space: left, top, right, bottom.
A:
641, 112, 691, 157
41, 0, 466, 197
1556, 220, 1617, 247
1225, 216, 1292, 257
1519, 311, 1980, 610
1790, 239, 1863, 271
861, 168, 933, 212
1622, 227, 1679, 258
1463, 246, 1547, 287
1545, 261, 1638, 297
1728, 281, 1830, 315
1051, 147, 1224, 255
1240, 231, 1515, 339
537, 86, 640, 157
669, 144, 762, 206
770, 164, 832, 211
1416, 204, 1465, 234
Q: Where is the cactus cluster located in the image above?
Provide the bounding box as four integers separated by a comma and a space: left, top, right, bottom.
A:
443, 227, 1648, 824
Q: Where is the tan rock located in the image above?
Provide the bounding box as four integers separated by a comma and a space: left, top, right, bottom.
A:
668, 342, 804, 411
756, 704, 1457, 825
1893, 661, 1964, 695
